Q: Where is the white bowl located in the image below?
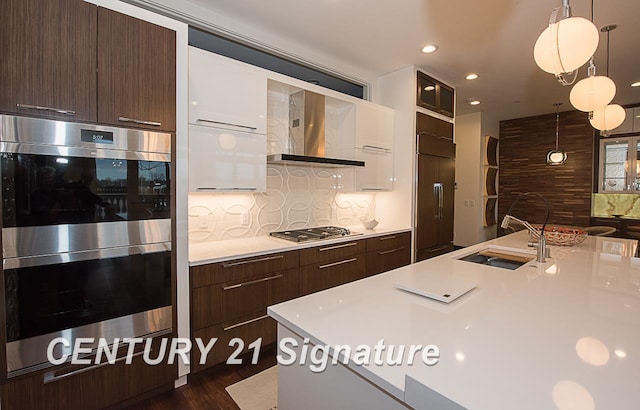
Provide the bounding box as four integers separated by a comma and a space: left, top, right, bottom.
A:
360, 218, 379, 229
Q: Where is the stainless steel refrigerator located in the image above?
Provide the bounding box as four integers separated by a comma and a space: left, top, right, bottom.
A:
415, 113, 456, 261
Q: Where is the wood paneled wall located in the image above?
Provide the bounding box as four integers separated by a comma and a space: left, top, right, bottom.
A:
498, 110, 595, 232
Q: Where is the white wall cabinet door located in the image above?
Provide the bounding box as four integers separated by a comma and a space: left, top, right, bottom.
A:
188, 124, 266, 192
355, 147, 393, 191
354, 101, 394, 191
355, 101, 394, 150
189, 46, 267, 134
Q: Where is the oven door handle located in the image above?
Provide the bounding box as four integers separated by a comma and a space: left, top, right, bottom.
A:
2, 242, 171, 270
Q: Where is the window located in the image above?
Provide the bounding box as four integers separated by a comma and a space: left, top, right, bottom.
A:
188, 27, 366, 99
599, 136, 640, 192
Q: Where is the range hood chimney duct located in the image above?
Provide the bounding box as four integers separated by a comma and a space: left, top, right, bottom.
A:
267, 90, 364, 167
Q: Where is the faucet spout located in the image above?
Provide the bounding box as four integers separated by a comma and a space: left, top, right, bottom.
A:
501, 192, 551, 263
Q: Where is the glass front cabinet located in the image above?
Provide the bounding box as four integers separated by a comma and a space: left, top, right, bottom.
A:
599, 136, 640, 192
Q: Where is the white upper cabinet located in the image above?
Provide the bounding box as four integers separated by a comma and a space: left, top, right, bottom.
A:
188, 124, 266, 192
354, 101, 394, 191
354, 147, 393, 191
355, 101, 394, 150
188, 46, 267, 134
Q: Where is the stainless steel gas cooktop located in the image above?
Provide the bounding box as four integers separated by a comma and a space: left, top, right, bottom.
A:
269, 226, 357, 242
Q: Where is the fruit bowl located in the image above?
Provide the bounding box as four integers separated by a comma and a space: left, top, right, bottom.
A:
360, 217, 379, 230
535, 226, 588, 246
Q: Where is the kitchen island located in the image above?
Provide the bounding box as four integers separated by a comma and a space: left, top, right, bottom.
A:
267, 231, 640, 409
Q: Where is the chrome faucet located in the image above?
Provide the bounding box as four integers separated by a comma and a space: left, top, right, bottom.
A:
500, 192, 550, 263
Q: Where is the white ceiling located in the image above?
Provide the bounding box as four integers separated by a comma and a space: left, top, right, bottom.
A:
175, 0, 640, 121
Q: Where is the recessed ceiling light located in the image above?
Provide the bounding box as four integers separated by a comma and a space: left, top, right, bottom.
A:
632, 81, 640, 87
465, 73, 479, 80
467, 99, 481, 106
421, 44, 439, 54
423, 85, 435, 91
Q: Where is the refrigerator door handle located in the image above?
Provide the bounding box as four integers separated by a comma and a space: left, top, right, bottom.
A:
434, 182, 443, 219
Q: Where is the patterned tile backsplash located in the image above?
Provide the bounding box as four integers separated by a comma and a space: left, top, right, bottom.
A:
592, 193, 640, 218
188, 164, 375, 242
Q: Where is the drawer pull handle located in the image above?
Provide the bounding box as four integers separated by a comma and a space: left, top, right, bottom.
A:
222, 255, 284, 268
222, 274, 284, 290
196, 118, 257, 131
196, 187, 257, 191
319, 257, 358, 269
319, 242, 358, 252
428, 245, 450, 252
223, 315, 270, 331
43, 351, 145, 384
378, 246, 405, 255
362, 188, 384, 191
118, 116, 161, 127
379, 235, 397, 241
17, 103, 75, 116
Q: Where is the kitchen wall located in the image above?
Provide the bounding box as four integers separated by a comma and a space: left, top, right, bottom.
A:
453, 112, 500, 247
498, 109, 595, 229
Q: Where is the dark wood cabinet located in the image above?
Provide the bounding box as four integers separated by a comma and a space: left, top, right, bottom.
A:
416, 71, 454, 118
0, 0, 98, 122
189, 251, 299, 373
98, 8, 176, 132
1, 336, 176, 410
299, 240, 367, 295
365, 232, 411, 276
416, 112, 456, 261
0, 1, 176, 131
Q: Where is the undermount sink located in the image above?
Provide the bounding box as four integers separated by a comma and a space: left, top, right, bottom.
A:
458, 253, 528, 270
457, 247, 535, 270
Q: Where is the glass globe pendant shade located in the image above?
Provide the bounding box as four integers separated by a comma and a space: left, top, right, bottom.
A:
534, 17, 599, 75
590, 104, 626, 132
569, 75, 616, 112
547, 150, 568, 166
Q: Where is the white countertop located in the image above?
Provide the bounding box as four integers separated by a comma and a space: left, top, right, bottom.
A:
188, 225, 411, 266
267, 231, 640, 409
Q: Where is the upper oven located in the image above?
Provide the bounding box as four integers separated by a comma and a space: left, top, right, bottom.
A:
0, 115, 172, 259
0, 115, 174, 377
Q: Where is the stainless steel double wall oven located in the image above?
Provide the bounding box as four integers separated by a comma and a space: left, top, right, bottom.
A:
0, 115, 173, 377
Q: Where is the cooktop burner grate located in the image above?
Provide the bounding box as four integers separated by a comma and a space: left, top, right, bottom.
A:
269, 226, 353, 242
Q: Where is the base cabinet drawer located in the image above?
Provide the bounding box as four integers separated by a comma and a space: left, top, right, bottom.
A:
300, 256, 366, 295
191, 268, 299, 330
416, 243, 454, 262
191, 251, 299, 288
1, 337, 176, 410
299, 240, 366, 265
191, 313, 276, 373
366, 232, 411, 252
366, 245, 411, 276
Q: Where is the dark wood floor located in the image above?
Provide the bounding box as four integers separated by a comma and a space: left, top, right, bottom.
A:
124, 346, 277, 409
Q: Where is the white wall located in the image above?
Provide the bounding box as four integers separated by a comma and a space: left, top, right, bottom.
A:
453, 112, 499, 247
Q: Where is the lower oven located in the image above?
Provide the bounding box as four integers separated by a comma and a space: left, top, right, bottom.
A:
0, 115, 174, 377
4, 242, 172, 377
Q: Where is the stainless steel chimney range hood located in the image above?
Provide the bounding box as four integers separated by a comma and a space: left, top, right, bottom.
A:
267, 90, 364, 167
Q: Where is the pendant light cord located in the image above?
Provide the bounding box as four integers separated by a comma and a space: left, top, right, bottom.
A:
606, 29, 610, 76
555, 109, 560, 150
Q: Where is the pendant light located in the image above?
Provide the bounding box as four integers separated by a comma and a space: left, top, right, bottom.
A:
590, 24, 626, 135
569, 0, 616, 112
547, 103, 567, 166
533, 0, 599, 86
